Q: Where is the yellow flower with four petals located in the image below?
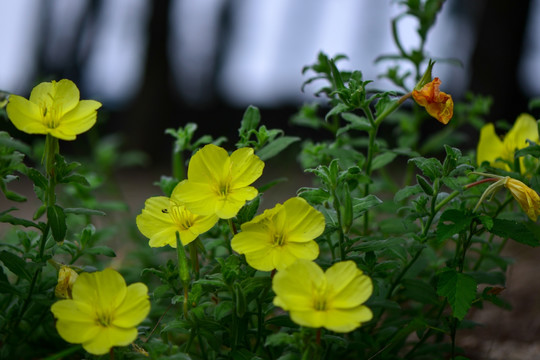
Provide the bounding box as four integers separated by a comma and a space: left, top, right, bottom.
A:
6, 79, 101, 140
136, 183, 219, 247
231, 197, 325, 271
50, 268, 150, 355
272, 260, 373, 332
174, 144, 264, 219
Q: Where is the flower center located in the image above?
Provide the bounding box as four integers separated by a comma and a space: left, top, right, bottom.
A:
40, 102, 62, 129
312, 280, 328, 311
272, 232, 286, 246
164, 203, 195, 230
96, 310, 113, 327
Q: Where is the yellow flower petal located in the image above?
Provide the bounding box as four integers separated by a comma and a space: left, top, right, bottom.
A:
272, 260, 324, 311
6, 95, 48, 135
51, 300, 100, 343
30, 79, 80, 117
244, 249, 276, 272
57, 100, 101, 136
230, 147, 265, 187
318, 306, 373, 333
82, 326, 138, 355
477, 123, 506, 169
187, 144, 231, 183
504, 177, 540, 221
505, 113, 539, 149
136, 197, 176, 237
283, 197, 325, 242
215, 186, 258, 219
174, 181, 216, 215
72, 269, 127, 311
113, 283, 150, 328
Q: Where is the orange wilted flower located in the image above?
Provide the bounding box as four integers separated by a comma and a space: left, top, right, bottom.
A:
412, 77, 453, 125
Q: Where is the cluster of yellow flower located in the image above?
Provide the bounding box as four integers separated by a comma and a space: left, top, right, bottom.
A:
136, 143, 374, 333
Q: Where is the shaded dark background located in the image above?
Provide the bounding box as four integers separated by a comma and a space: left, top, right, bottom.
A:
0, 0, 539, 165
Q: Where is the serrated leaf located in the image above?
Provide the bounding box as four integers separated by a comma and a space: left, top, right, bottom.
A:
408, 157, 443, 181
394, 184, 422, 202
436, 209, 473, 244
297, 187, 330, 204
352, 195, 383, 218
256, 136, 300, 161
437, 268, 477, 320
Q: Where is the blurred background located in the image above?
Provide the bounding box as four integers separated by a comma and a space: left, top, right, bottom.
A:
0, 0, 539, 164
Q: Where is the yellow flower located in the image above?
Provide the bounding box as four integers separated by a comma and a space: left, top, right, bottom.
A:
50, 268, 150, 355
231, 197, 324, 271
174, 144, 264, 219
136, 184, 219, 247
6, 79, 101, 140
477, 113, 539, 173
55, 266, 79, 299
504, 177, 540, 221
272, 260, 373, 332
412, 77, 453, 124
470, 172, 540, 221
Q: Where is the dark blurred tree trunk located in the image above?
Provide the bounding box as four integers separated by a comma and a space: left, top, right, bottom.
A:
469, 0, 531, 123
124, 0, 174, 157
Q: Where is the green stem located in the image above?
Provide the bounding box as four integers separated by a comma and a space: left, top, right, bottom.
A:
188, 242, 200, 280
173, 149, 185, 180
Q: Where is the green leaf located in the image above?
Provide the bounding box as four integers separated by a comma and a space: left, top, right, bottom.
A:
402, 279, 439, 305
339, 112, 372, 133
25, 168, 48, 191
394, 184, 422, 202
297, 187, 330, 205
490, 218, 539, 247
325, 103, 350, 121
371, 152, 397, 171
352, 195, 383, 218
84, 246, 116, 257
436, 209, 473, 244
408, 157, 443, 181
265, 332, 295, 347
236, 195, 260, 224
154, 176, 180, 197
60, 174, 90, 186
514, 143, 540, 158
47, 205, 67, 242
0, 208, 40, 228
0, 250, 33, 281
239, 106, 260, 138
64, 208, 106, 216
437, 268, 477, 320
256, 136, 300, 161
